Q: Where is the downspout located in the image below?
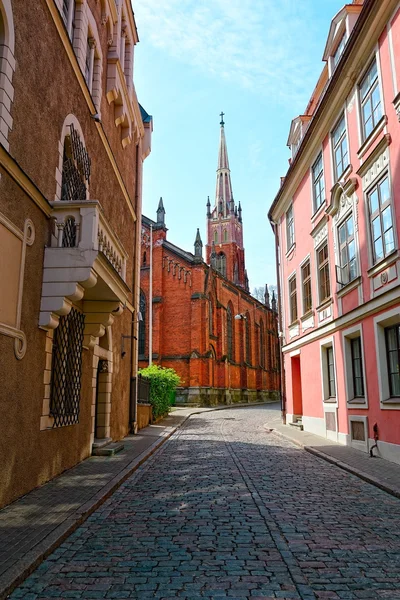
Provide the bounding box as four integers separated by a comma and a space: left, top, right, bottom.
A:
272, 220, 287, 425
129, 138, 143, 434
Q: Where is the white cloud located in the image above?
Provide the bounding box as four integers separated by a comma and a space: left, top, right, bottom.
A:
133, 0, 325, 105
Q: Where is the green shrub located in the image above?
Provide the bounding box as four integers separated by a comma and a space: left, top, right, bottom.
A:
139, 365, 180, 419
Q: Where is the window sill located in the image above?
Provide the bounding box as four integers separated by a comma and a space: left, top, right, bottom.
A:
311, 201, 327, 223
285, 243, 296, 259
336, 275, 361, 298
347, 397, 366, 405
367, 250, 398, 278
323, 398, 337, 404
335, 163, 352, 185
381, 397, 400, 406
300, 310, 314, 321
357, 115, 387, 160
316, 297, 333, 311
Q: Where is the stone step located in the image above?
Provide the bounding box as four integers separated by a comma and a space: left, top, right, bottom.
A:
289, 421, 304, 431
92, 442, 124, 456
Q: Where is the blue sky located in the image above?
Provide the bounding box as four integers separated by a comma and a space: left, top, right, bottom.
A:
133, 0, 345, 291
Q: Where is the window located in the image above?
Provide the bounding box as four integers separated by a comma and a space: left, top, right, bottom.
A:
227, 305, 234, 361
301, 260, 312, 314
214, 230, 218, 244
139, 291, 146, 356
245, 314, 251, 365
50, 308, 85, 427
217, 253, 226, 277
209, 298, 213, 334
61, 123, 91, 201
368, 175, 394, 264
286, 204, 294, 250
360, 60, 382, 140
326, 346, 336, 398
317, 242, 330, 303
62, 0, 75, 39
224, 230, 228, 242
337, 214, 357, 285
289, 275, 297, 323
259, 319, 265, 368
312, 153, 325, 212
0, 0, 16, 150
332, 114, 349, 180
351, 337, 365, 398
332, 33, 346, 68
385, 325, 400, 397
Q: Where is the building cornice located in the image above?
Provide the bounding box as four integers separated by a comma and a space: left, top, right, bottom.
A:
44, 0, 142, 222
268, 0, 393, 223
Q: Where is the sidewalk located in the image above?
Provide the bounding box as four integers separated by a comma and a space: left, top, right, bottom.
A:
270, 419, 400, 499
0, 403, 263, 599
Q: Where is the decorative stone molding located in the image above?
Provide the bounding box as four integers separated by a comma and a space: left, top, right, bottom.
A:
0, 0, 16, 150
357, 135, 391, 189
326, 177, 357, 220
288, 322, 300, 340
0, 213, 35, 359
313, 221, 328, 248
39, 200, 128, 331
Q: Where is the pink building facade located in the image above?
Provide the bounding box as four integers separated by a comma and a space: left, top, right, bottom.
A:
269, 0, 400, 465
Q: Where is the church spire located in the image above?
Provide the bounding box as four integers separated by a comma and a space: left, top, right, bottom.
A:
157, 197, 165, 227
216, 112, 233, 217
194, 228, 203, 258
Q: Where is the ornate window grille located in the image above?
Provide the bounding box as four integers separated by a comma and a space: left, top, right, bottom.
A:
61, 124, 91, 202
139, 291, 146, 356
62, 216, 77, 248
50, 308, 85, 427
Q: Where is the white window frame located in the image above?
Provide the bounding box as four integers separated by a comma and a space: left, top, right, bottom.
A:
320, 336, 337, 405
311, 152, 325, 215
316, 238, 331, 306
358, 57, 383, 142
286, 204, 295, 252
342, 324, 368, 408
288, 273, 297, 325
331, 112, 350, 182
336, 212, 358, 287
366, 172, 396, 266
374, 306, 400, 409
300, 255, 312, 316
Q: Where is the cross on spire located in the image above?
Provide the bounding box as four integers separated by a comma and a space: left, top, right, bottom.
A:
220, 111, 225, 126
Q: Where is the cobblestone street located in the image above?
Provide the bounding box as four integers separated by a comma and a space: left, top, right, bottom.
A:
11, 406, 400, 600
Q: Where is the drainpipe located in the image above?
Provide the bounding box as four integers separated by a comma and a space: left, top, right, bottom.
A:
272, 220, 287, 425
129, 138, 143, 434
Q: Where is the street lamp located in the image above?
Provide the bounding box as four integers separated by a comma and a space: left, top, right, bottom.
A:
234, 313, 247, 320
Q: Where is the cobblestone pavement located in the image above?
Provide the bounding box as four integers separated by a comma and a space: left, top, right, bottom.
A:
10, 406, 400, 600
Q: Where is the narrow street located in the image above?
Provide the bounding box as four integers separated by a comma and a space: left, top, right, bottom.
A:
11, 405, 400, 600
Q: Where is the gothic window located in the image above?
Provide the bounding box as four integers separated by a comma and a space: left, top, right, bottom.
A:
233, 261, 238, 283
224, 229, 228, 242
214, 230, 218, 244
217, 253, 226, 277
259, 319, 265, 368
209, 298, 213, 335
245, 313, 251, 365
143, 251, 147, 265
139, 291, 146, 356
227, 304, 234, 362
50, 308, 85, 427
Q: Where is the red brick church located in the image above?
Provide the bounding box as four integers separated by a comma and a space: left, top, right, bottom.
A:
139, 115, 280, 405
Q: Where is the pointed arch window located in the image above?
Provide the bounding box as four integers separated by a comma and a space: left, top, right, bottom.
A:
214, 230, 218, 244
259, 319, 265, 368
227, 304, 234, 361
138, 291, 146, 356
209, 297, 213, 335
224, 229, 228, 242
217, 253, 226, 277
245, 313, 251, 365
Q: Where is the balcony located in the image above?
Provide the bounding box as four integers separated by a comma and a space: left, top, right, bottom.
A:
40, 201, 130, 335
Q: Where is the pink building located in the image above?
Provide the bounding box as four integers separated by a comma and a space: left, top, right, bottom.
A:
269, 0, 400, 465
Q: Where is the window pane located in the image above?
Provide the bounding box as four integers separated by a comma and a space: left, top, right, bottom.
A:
372, 217, 381, 241
382, 206, 392, 232
384, 229, 395, 254
346, 216, 354, 238
369, 189, 379, 213
391, 372, 400, 396
333, 117, 345, 145
374, 237, 383, 261
379, 177, 390, 204
386, 327, 397, 351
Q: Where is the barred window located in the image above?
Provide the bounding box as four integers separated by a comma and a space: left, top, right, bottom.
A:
312, 153, 325, 213
317, 242, 330, 304
227, 305, 234, 361
368, 175, 394, 264
332, 114, 349, 181
360, 60, 382, 140
50, 308, 85, 427
301, 260, 312, 314
139, 291, 146, 356
289, 275, 297, 324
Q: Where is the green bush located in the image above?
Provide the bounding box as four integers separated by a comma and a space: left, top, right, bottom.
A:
139, 365, 180, 419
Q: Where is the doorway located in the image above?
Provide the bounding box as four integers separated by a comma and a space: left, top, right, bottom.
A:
291, 355, 303, 417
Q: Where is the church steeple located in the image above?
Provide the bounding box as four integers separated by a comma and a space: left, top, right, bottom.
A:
205, 114, 246, 288
157, 197, 165, 226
